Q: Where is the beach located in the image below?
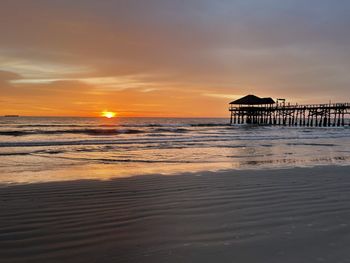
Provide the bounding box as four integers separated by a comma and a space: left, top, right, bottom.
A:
2, 0, 350, 262
1, 165, 350, 263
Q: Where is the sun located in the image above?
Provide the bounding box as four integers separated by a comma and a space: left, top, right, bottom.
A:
101, 111, 116, 118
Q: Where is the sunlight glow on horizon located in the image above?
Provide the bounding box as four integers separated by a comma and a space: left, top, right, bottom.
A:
101, 111, 116, 118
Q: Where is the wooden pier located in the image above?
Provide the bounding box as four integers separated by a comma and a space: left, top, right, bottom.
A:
229, 95, 350, 127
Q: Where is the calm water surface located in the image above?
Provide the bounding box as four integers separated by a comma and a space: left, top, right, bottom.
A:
0, 117, 349, 184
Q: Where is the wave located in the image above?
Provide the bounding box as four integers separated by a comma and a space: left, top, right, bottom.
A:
0, 152, 35, 156
0, 126, 193, 137
121, 124, 164, 128
0, 129, 145, 136
152, 128, 189, 133
15, 124, 84, 128
0, 131, 28, 136
62, 157, 194, 164
0, 149, 65, 156
287, 143, 338, 147
1, 131, 350, 148
190, 123, 230, 127
117, 123, 228, 128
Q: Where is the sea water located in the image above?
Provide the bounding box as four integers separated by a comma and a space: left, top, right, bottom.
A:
0, 117, 349, 184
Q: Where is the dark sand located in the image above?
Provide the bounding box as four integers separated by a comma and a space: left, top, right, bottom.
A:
1, 166, 350, 263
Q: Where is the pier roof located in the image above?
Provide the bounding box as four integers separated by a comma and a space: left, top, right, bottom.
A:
230, 95, 275, 105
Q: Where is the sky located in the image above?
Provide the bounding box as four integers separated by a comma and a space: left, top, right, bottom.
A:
1, 0, 350, 117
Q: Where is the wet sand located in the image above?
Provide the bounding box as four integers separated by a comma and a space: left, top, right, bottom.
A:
1, 165, 350, 263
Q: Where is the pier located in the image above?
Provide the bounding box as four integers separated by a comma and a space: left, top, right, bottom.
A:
229, 95, 350, 126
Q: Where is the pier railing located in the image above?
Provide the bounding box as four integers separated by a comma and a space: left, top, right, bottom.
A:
229, 103, 350, 126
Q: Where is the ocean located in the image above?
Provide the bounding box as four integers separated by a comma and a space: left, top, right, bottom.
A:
0, 117, 349, 184
2, 117, 350, 263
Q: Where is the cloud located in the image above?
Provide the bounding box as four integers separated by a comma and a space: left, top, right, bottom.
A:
0, 0, 350, 115
0, 70, 21, 82
202, 93, 244, 100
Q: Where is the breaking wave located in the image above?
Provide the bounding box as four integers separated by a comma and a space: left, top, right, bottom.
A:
0, 126, 194, 136
0, 129, 145, 136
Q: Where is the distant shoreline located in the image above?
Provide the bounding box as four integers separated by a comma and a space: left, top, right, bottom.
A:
0, 116, 229, 119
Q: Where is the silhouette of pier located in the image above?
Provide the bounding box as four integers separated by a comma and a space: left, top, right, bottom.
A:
229, 95, 350, 126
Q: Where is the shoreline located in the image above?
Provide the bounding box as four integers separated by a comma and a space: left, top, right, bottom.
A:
1, 165, 350, 262
1, 163, 349, 187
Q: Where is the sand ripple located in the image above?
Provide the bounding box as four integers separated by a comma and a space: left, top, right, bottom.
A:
1, 166, 350, 262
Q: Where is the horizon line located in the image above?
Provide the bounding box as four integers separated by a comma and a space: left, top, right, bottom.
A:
1, 115, 229, 119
